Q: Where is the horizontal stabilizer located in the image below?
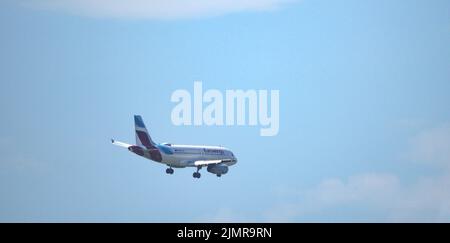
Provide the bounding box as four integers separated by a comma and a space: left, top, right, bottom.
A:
111, 139, 132, 149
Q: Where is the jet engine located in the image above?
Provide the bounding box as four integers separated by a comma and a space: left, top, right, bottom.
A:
207, 164, 228, 176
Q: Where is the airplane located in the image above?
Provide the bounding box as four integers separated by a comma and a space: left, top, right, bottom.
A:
111, 115, 238, 178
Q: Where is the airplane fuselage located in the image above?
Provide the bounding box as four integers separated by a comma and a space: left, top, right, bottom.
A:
155, 144, 237, 168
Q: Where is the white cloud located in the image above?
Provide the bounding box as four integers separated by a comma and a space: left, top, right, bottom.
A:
24, 0, 296, 19
408, 123, 450, 168
197, 207, 247, 223
311, 173, 401, 207
265, 172, 450, 222
264, 123, 450, 222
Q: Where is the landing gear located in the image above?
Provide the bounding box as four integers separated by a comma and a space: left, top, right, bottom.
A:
216, 174, 221, 177
193, 166, 202, 179
166, 167, 174, 174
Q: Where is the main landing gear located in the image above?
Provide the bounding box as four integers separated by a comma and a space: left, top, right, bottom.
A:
166, 167, 174, 175
193, 166, 201, 179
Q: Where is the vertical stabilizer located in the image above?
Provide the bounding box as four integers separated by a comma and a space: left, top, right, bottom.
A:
134, 115, 156, 149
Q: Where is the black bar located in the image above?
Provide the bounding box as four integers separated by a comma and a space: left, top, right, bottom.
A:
0, 223, 447, 241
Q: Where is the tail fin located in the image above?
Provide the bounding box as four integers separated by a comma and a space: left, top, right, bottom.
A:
134, 115, 156, 149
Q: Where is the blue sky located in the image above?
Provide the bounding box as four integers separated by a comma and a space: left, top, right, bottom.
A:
0, 0, 449, 222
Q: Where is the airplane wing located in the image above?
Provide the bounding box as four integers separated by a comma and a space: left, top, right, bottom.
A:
193, 159, 234, 166
111, 139, 132, 149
